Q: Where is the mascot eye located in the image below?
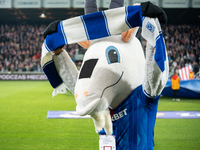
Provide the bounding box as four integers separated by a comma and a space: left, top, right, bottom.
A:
79, 59, 98, 79
106, 46, 120, 64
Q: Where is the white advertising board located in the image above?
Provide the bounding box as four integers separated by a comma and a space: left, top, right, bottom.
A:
14, 0, 41, 8
43, 0, 70, 8
102, 0, 111, 8
192, 0, 200, 8
0, 0, 12, 8
124, 0, 130, 6
102, 0, 130, 8
73, 0, 101, 8
72, 0, 85, 8
162, 0, 189, 8
132, 0, 159, 5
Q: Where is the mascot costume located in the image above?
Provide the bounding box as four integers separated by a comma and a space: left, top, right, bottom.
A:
41, 0, 169, 149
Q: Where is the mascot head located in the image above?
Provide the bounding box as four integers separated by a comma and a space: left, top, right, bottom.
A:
75, 33, 145, 116
73, 1, 145, 134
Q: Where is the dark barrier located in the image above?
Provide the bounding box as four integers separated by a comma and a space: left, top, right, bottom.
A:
0, 72, 47, 81
161, 79, 200, 99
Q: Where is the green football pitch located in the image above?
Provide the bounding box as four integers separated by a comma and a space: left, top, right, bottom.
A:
0, 81, 200, 150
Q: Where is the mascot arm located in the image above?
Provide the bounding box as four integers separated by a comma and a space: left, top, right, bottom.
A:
41, 44, 78, 96
141, 18, 169, 97
53, 49, 78, 95
142, 42, 169, 97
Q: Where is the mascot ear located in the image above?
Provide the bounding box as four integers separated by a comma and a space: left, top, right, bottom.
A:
78, 40, 91, 49
121, 28, 137, 43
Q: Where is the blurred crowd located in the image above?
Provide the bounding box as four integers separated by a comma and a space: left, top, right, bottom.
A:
0, 24, 45, 72
0, 24, 84, 72
164, 24, 200, 77
0, 23, 200, 78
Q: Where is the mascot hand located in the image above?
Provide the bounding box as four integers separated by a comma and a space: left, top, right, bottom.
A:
141, 1, 167, 28
43, 20, 60, 39
43, 20, 64, 54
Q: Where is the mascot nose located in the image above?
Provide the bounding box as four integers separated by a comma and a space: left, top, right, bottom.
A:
84, 90, 88, 97
75, 90, 88, 99
75, 93, 78, 99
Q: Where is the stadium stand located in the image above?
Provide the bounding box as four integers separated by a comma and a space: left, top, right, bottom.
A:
0, 24, 45, 72
164, 24, 200, 77
0, 24, 86, 72
0, 23, 200, 77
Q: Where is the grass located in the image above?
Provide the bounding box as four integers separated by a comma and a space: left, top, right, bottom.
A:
155, 97, 200, 150
0, 81, 200, 150
158, 97, 200, 111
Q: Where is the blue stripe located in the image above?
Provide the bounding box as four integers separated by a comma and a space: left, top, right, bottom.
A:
125, 7, 132, 28
154, 32, 166, 72
125, 5, 143, 28
43, 60, 63, 88
60, 21, 68, 44
42, 59, 53, 68
44, 40, 51, 52
132, 93, 137, 150
143, 90, 159, 99
80, 16, 90, 40
82, 11, 109, 40
102, 11, 111, 36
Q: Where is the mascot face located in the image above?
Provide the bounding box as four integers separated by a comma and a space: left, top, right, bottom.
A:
75, 35, 145, 116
